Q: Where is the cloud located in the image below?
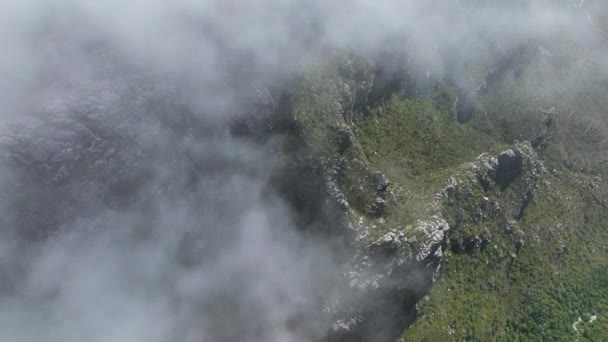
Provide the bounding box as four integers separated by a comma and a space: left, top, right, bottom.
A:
0, 1, 606, 341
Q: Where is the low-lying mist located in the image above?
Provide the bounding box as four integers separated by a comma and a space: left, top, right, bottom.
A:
0, 0, 607, 341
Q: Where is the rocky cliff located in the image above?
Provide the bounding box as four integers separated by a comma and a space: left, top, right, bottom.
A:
2, 37, 608, 342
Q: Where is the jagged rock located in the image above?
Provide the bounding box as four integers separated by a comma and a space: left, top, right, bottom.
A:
531, 107, 558, 147
369, 197, 386, 217
326, 175, 350, 211
375, 172, 390, 193
503, 220, 517, 233
337, 81, 352, 112
335, 123, 354, 152
324, 141, 544, 341
415, 217, 450, 261
331, 316, 364, 334
328, 315, 366, 342
370, 231, 404, 254
496, 148, 524, 187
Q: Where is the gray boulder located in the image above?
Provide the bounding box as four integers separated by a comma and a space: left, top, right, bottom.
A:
495, 149, 523, 188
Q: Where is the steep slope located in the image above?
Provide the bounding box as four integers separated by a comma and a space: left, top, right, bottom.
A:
264, 47, 608, 340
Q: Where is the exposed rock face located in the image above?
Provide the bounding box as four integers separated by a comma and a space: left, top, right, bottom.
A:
369, 197, 386, 217
439, 142, 544, 257
2, 44, 563, 341
414, 217, 450, 262
374, 172, 390, 193
235, 57, 550, 341
325, 141, 545, 341
496, 148, 524, 188
335, 123, 354, 152
1, 81, 157, 237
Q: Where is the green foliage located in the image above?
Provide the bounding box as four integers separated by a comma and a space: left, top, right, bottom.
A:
356, 97, 497, 176
404, 171, 608, 341
282, 48, 608, 341
402, 53, 608, 339
353, 96, 505, 229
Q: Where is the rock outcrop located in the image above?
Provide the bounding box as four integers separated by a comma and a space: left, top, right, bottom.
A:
325, 140, 545, 341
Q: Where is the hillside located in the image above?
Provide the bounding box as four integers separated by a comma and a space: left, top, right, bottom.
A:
249, 46, 608, 340
1, 1, 608, 341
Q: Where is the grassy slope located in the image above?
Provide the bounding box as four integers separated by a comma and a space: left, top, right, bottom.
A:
403, 172, 608, 341
285, 51, 608, 340
403, 65, 608, 340
353, 96, 505, 233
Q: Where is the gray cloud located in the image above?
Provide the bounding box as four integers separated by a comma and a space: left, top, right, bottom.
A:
0, 1, 606, 341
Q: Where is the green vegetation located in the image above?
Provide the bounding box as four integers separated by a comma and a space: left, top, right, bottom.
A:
404, 172, 608, 341
282, 48, 608, 340
401, 53, 608, 340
